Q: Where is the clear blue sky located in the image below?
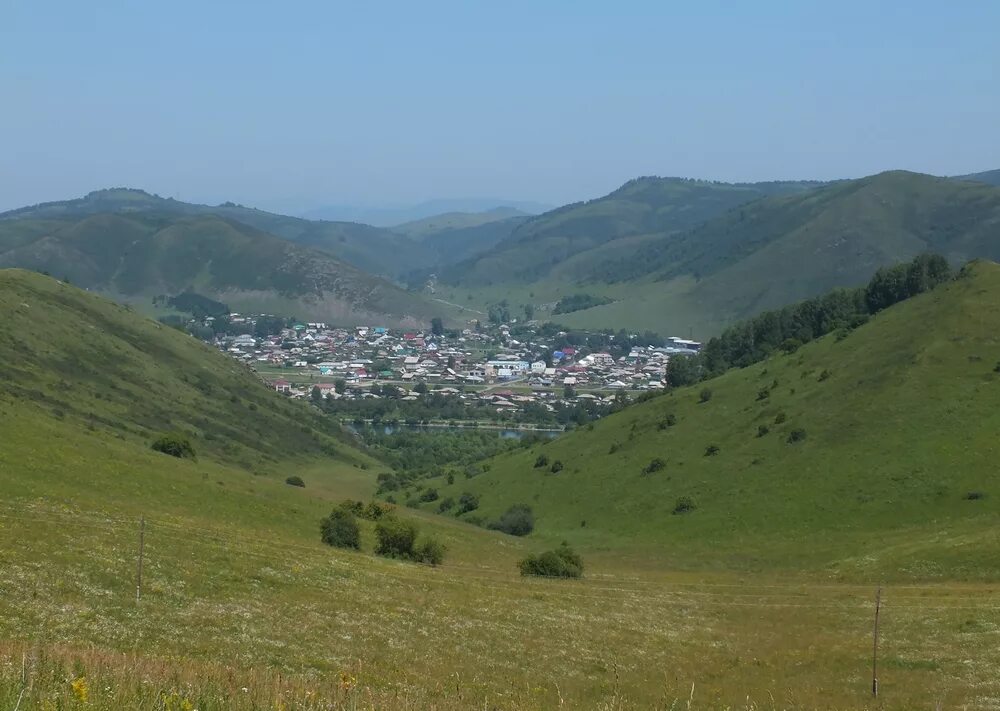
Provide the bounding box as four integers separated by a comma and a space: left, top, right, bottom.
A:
2, 0, 998, 213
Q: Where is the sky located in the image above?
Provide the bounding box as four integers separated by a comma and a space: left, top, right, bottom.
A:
2, 0, 999, 214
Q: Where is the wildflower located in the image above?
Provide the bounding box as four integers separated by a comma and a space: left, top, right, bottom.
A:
71, 676, 89, 703
339, 671, 357, 692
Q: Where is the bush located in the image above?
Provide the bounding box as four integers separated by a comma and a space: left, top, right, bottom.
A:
549, 460, 564, 474
320, 509, 360, 549
338, 499, 365, 516
786, 428, 807, 444
699, 388, 713, 403
774, 412, 787, 424
964, 491, 986, 501
608, 442, 621, 454
642, 458, 666, 475
438, 496, 456, 512
756, 387, 770, 401
151, 433, 195, 459
533, 454, 549, 468
704, 444, 720, 456
419, 488, 439, 502
285, 475, 306, 488
415, 537, 446, 566
456, 492, 480, 514
673, 496, 696, 515
490, 504, 535, 536
756, 425, 770, 438
518, 542, 583, 578
362, 500, 393, 520
374, 518, 419, 558
818, 369, 832, 382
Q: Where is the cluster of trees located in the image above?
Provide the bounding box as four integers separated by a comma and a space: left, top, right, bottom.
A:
552, 293, 614, 314
320, 499, 444, 565
697, 254, 953, 377
488, 504, 535, 536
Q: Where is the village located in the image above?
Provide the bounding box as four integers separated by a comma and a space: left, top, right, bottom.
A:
208, 312, 702, 423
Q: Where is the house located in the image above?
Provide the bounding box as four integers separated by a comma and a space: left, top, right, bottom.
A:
272, 379, 291, 393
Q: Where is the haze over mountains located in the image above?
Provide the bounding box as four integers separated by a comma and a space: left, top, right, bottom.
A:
301, 198, 552, 226
2, 167, 999, 334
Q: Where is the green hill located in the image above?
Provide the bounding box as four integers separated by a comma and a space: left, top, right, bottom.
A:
440, 176, 822, 287
0, 188, 434, 279
438, 171, 1000, 336
425, 261, 1000, 579
954, 168, 1000, 187
0, 210, 456, 327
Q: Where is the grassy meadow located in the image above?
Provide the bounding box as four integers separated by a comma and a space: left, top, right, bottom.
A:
3, 269, 1000, 708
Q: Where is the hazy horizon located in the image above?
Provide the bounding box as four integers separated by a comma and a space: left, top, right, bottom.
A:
3, 1, 998, 214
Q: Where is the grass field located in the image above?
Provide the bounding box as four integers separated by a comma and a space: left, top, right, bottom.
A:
4, 269, 1000, 708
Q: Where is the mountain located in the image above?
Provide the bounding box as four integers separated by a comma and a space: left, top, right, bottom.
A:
0, 188, 433, 279
440, 176, 823, 287
435, 171, 1000, 337
302, 198, 552, 227
392, 207, 527, 238
0, 208, 456, 327
954, 168, 1000, 187
425, 262, 1000, 578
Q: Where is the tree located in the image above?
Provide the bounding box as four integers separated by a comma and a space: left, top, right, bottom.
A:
334, 379, 347, 394
320, 509, 360, 549
413, 381, 429, 394
523, 304, 535, 321
667, 355, 700, 387
563, 385, 576, 399
456, 492, 480, 514
374, 518, 419, 558
698, 388, 713, 403
431, 317, 444, 336
490, 504, 535, 536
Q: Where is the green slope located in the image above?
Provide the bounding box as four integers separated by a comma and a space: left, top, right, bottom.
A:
440, 176, 822, 287
0, 188, 434, 279
427, 262, 1000, 579
445, 171, 1000, 336
0, 269, 361, 470
0, 212, 458, 327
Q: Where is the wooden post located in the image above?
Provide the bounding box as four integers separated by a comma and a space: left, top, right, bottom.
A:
872, 586, 882, 698
135, 517, 145, 603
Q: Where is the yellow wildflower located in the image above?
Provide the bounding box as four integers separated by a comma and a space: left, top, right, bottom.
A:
71, 676, 89, 703
339, 671, 357, 692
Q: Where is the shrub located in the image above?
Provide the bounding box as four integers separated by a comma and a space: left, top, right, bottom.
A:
964, 491, 985, 501
665, 413, 677, 426
994, 362, 1000, 374
446, 472, 455, 485
704, 444, 720, 456
374, 518, 419, 558
320, 509, 360, 550
490, 504, 535, 536
774, 412, 787, 424
757, 424, 770, 438
673, 496, 696, 515
818, 369, 832, 382
285, 475, 305, 488
338, 499, 365, 516
534, 454, 549, 468
699, 388, 713, 403
438, 496, 455, 512
550, 460, 564, 473
151, 433, 195, 459
642, 458, 666, 475
756, 387, 770, 401
518, 542, 583, 578
456, 492, 480, 514
362, 501, 392, 520
787, 428, 807, 444
415, 537, 446, 566
608, 442, 621, 454
419, 488, 439, 502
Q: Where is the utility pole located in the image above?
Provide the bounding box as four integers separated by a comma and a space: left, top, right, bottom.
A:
135, 517, 145, 603
872, 587, 882, 698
